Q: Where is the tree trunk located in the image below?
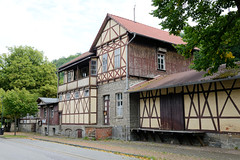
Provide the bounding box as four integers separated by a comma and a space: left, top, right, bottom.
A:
14, 116, 16, 136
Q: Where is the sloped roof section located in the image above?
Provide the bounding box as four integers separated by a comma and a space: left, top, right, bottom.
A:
128, 66, 240, 93
109, 14, 185, 45
37, 97, 58, 106
90, 13, 185, 51
58, 51, 95, 70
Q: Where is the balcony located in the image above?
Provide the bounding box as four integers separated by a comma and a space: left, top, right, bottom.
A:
58, 76, 97, 93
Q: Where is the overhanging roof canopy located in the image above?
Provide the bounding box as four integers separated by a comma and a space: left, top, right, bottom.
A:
37, 97, 59, 106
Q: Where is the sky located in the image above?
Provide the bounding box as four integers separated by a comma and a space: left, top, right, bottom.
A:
0, 0, 162, 61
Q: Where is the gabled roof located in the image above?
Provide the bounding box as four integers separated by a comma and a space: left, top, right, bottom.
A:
90, 13, 185, 51
128, 65, 240, 93
58, 51, 95, 71
37, 97, 58, 106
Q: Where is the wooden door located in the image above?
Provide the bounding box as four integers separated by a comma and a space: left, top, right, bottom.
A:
160, 94, 184, 130
103, 95, 110, 125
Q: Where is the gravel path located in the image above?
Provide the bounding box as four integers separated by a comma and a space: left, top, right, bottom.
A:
2, 132, 240, 160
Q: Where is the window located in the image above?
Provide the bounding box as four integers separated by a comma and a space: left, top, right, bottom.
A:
102, 54, 107, 72
75, 91, 79, 98
44, 108, 47, 118
50, 108, 54, 118
91, 60, 97, 75
66, 92, 70, 100
67, 71, 72, 82
157, 53, 165, 70
114, 48, 120, 68
58, 94, 62, 101
84, 89, 89, 97
116, 93, 123, 117
81, 67, 88, 78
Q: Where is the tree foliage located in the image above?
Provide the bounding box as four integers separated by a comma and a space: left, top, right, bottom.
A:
3, 88, 38, 135
52, 53, 81, 69
3, 88, 38, 119
0, 46, 57, 97
151, 0, 240, 75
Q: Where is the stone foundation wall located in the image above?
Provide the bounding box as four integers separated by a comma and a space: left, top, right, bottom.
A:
205, 133, 240, 149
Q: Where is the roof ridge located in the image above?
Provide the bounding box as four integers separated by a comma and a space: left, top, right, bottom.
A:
108, 13, 174, 36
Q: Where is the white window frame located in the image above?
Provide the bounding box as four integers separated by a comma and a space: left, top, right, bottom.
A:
102, 54, 108, 72
116, 93, 123, 117
157, 53, 165, 70
114, 48, 120, 69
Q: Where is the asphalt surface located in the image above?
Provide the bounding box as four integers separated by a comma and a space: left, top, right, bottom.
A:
0, 138, 139, 160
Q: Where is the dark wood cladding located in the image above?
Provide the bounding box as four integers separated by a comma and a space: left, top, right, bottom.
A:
128, 36, 192, 78
160, 94, 184, 130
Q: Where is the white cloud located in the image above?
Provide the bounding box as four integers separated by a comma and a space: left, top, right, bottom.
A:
0, 0, 162, 61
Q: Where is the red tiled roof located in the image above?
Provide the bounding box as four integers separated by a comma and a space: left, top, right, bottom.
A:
59, 51, 94, 69
109, 14, 185, 45
90, 14, 185, 51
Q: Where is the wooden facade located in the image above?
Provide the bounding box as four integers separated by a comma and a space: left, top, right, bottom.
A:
128, 37, 192, 78
58, 58, 97, 125
96, 19, 128, 83
139, 79, 240, 133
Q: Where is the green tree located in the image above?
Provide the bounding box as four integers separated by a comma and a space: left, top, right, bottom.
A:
0, 46, 57, 97
52, 52, 81, 84
151, 0, 240, 75
0, 88, 5, 128
3, 88, 38, 135
52, 52, 81, 69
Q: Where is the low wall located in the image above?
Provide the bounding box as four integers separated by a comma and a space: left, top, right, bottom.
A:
205, 133, 240, 149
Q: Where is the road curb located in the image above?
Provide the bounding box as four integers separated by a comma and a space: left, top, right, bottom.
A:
32, 138, 151, 160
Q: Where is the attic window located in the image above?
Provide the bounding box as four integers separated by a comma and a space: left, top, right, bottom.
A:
157, 53, 165, 70
157, 47, 166, 71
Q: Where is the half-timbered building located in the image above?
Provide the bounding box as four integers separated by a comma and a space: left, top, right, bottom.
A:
43, 13, 192, 139
128, 66, 240, 148
37, 14, 240, 148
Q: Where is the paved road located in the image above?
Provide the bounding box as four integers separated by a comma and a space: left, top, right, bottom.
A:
0, 138, 139, 160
